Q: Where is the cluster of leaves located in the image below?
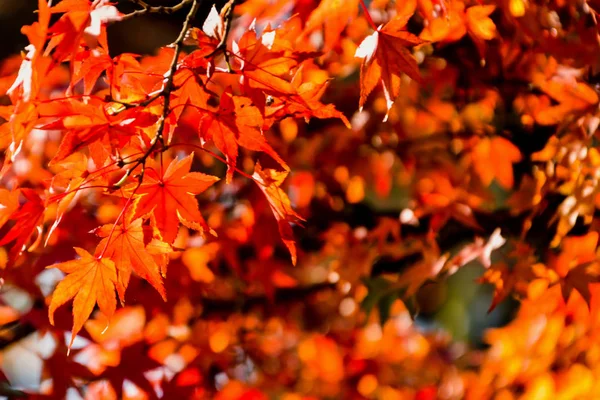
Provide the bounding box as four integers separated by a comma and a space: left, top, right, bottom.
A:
0, 0, 599, 398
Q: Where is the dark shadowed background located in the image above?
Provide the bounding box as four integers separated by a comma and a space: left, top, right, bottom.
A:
0, 0, 229, 59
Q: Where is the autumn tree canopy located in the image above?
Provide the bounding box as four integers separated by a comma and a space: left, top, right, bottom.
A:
0, 0, 599, 398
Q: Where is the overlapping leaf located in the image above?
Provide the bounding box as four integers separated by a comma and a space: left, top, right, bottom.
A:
123, 154, 219, 243
37, 98, 157, 164
0, 189, 45, 263
198, 91, 287, 183
94, 205, 171, 303
355, 14, 424, 120
252, 162, 305, 265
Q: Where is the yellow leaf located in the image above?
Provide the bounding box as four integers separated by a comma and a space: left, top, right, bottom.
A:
182, 244, 219, 283
346, 176, 366, 204
466, 5, 497, 41
209, 325, 230, 353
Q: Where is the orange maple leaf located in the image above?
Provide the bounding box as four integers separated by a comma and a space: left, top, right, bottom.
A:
48, 247, 117, 352
94, 210, 171, 304
0, 189, 45, 263
199, 91, 287, 183
38, 98, 156, 164
551, 232, 600, 307
231, 25, 349, 128
46, 153, 113, 244
302, 0, 359, 51
0, 188, 20, 230
48, 0, 122, 56
479, 243, 540, 312
253, 162, 305, 265
561, 262, 600, 309
127, 154, 219, 243
471, 137, 522, 189
234, 16, 320, 77
73, 52, 140, 96
530, 78, 599, 126
6, 0, 51, 103
466, 5, 497, 59
355, 15, 424, 120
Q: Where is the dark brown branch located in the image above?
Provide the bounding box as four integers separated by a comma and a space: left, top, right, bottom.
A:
154, 0, 201, 146
112, 0, 201, 189
120, 0, 194, 21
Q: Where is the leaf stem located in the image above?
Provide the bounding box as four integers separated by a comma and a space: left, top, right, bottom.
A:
359, 0, 378, 31
97, 190, 136, 259
168, 142, 264, 185
204, 0, 239, 59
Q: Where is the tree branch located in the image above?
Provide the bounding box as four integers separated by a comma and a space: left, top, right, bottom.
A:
112, 0, 200, 188
120, 0, 194, 21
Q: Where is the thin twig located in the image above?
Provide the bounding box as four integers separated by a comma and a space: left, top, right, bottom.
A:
120, 0, 193, 21
359, 0, 378, 31
168, 142, 263, 185
204, 0, 239, 60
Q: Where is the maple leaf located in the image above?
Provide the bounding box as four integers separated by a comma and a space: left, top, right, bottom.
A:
42, 337, 95, 399
126, 154, 219, 243
302, 0, 359, 51
552, 232, 598, 277
252, 162, 305, 265
479, 243, 540, 311
419, 1, 467, 44
471, 137, 522, 189
531, 79, 599, 126
466, 5, 497, 60
83, 0, 122, 48
76, 306, 146, 377
198, 90, 287, 183
37, 97, 156, 164
550, 232, 600, 307
0, 103, 39, 172
466, 5, 497, 41
355, 15, 424, 120
0, 188, 20, 230
48, 0, 122, 57
6, 0, 51, 103
284, 66, 351, 127
94, 209, 171, 304
234, 17, 321, 78
72, 51, 140, 96
46, 152, 113, 244
7, 46, 40, 104
0, 189, 45, 263
231, 25, 348, 127
101, 342, 162, 400
480, 262, 514, 311
174, 56, 211, 117
48, 247, 118, 351
560, 261, 600, 309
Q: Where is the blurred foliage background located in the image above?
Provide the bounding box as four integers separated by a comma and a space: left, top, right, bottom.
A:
0, 0, 517, 354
